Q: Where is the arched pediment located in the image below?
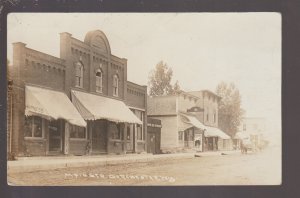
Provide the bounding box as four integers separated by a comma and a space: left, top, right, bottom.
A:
84, 30, 111, 55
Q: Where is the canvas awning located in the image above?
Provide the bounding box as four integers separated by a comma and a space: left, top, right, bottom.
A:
179, 113, 207, 131
71, 90, 142, 124
25, 86, 86, 127
204, 126, 231, 139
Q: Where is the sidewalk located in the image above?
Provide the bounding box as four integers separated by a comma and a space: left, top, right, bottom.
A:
8, 150, 240, 173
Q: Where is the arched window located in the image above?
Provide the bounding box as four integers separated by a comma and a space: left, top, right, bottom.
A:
96, 69, 103, 93
75, 62, 83, 88
113, 74, 119, 97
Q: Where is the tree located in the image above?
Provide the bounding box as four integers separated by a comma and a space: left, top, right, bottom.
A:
148, 61, 181, 96
215, 82, 245, 137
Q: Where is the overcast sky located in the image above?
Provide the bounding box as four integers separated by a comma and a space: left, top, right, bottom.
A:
7, 13, 281, 136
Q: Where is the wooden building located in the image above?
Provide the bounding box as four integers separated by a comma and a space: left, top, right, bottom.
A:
147, 90, 231, 153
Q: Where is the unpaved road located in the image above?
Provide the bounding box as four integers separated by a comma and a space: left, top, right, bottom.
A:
8, 146, 281, 186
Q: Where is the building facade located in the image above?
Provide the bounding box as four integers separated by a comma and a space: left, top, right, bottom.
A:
147, 90, 231, 153
234, 117, 266, 150
8, 30, 147, 157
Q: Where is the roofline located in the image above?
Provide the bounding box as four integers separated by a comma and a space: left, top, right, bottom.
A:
127, 80, 147, 88
200, 90, 222, 98
177, 91, 201, 100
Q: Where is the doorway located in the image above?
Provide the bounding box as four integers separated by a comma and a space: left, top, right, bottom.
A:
92, 120, 107, 153
48, 120, 63, 153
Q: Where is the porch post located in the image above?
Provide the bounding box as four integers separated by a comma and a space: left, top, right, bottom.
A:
123, 123, 127, 154
64, 122, 69, 155
89, 121, 93, 155
134, 124, 137, 153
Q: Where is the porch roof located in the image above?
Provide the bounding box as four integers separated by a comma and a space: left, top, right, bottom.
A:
204, 126, 231, 139
25, 85, 86, 127
179, 113, 207, 131
71, 90, 142, 124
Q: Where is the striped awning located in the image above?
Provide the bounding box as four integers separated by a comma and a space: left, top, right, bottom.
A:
179, 113, 207, 131
25, 85, 86, 127
71, 90, 142, 124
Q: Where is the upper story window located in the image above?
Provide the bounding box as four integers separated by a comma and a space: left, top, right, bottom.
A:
75, 62, 84, 88
213, 110, 217, 123
243, 124, 247, 131
96, 69, 103, 93
113, 74, 119, 97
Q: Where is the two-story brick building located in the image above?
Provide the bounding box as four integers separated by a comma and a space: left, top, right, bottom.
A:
8, 30, 147, 157
147, 90, 230, 153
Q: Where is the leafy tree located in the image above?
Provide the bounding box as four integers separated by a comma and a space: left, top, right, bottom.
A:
148, 61, 181, 96
216, 82, 245, 137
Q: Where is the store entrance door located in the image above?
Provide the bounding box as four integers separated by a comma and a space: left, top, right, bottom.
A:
48, 120, 63, 153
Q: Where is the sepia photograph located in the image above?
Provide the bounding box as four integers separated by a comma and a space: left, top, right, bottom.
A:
6, 12, 281, 186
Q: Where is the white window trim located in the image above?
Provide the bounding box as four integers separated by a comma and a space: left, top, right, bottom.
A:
96, 69, 103, 93
75, 62, 84, 88
113, 74, 119, 97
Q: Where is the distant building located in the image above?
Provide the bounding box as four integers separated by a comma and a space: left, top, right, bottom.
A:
8, 30, 147, 157
234, 117, 266, 149
147, 90, 231, 153
238, 117, 266, 134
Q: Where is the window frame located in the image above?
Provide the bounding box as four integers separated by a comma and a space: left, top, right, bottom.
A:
178, 131, 183, 141
95, 69, 103, 93
24, 116, 44, 139
69, 124, 87, 140
109, 123, 123, 140
112, 74, 119, 97
75, 62, 84, 88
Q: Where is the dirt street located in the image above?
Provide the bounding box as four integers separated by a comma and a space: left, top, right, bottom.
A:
8, 146, 281, 186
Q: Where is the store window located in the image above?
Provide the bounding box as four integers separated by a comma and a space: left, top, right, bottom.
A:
96, 69, 103, 93
178, 131, 183, 141
70, 125, 86, 139
24, 116, 43, 138
75, 62, 83, 88
137, 111, 144, 141
110, 123, 123, 140
113, 74, 119, 97
127, 126, 131, 140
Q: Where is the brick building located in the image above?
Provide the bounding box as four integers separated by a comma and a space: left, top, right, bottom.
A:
8, 30, 147, 157
147, 90, 231, 153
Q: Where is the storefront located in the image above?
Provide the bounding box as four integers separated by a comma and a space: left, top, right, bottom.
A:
203, 126, 231, 151
71, 90, 143, 155
24, 85, 87, 156
179, 113, 205, 152
147, 118, 162, 154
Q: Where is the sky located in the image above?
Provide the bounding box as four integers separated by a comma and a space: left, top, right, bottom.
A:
7, 13, 281, 139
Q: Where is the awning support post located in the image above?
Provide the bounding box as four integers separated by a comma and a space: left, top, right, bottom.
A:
123, 123, 127, 154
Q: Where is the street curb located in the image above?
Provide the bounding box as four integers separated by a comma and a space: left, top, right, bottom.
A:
8, 151, 239, 173
8, 154, 195, 173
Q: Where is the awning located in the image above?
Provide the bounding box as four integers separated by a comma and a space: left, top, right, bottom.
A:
25, 86, 86, 127
179, 113, 207, 130
204, 126, 231, 139
71, 90, 142, 124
